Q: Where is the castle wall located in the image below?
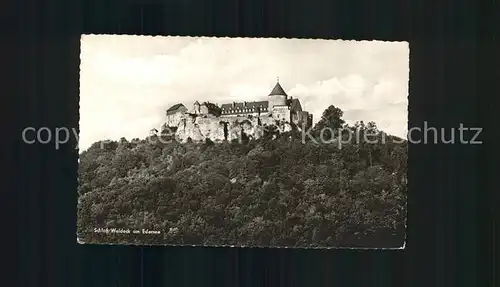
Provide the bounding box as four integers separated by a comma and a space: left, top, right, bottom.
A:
199, 105, 209, 114
193, 103, 201, 114
292, 111, 310, 129
166, 93, 311, 143
242, 121, 264, 139
173, 113, 292, 143
220, 112, 261, 118
166, 112, 184, 127
175, 114, 226, 143
272, 106, 291, 122
259, 115, 276, 126
268, 95, 287, 108
226, 118, 264, 141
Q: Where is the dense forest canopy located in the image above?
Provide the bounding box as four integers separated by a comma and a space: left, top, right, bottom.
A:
77, 105, 407, 248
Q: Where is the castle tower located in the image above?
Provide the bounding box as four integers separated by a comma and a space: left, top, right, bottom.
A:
193, 101, 200, 114
268, 78, 288, 109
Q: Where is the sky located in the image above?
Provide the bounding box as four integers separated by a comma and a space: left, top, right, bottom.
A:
79, 35, 409, 152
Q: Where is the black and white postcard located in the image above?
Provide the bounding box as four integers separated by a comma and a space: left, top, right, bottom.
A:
77, 35, 408, 248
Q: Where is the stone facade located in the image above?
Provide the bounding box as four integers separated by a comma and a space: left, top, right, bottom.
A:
193, 101, 221, 117
271, 105, 291, 122
175, 114, 226, 142
166, 104, 188, 127
163, 81, 312, 143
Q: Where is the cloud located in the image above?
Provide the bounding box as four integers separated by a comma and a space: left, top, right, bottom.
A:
79, 36, 409, 151
288, 73, 408, 132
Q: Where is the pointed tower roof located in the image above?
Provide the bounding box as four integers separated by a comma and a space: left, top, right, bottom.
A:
269, 79, 288, 96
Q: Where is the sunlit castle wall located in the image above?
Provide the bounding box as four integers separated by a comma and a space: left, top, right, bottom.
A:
272, 105, 291, 122
268, 94, 287, 109
166, 107, 187, 127
293, 111, 310, 128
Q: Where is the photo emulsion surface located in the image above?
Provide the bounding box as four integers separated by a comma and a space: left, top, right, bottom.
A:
77, 35, 409, 248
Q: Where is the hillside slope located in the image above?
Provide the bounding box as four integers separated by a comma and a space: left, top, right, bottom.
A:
77, 126, 407, 247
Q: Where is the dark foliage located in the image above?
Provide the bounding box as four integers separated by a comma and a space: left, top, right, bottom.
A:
77, 107, 407, 248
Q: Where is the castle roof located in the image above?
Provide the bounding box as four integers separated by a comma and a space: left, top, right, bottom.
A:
221, 101, 269, 114
288, 98, 302, 111
202, 101, 218, 109
166, 103, 186, 115
269, 82, 288, 97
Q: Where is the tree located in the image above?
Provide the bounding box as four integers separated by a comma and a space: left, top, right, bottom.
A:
313, 105, 346, 140
77, 116, 407, 247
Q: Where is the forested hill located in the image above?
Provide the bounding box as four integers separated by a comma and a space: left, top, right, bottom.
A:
77, 106, 407, 248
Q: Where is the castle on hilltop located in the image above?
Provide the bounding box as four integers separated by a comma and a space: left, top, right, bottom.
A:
162, 80, 313, 142
166, 80, 312, 127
